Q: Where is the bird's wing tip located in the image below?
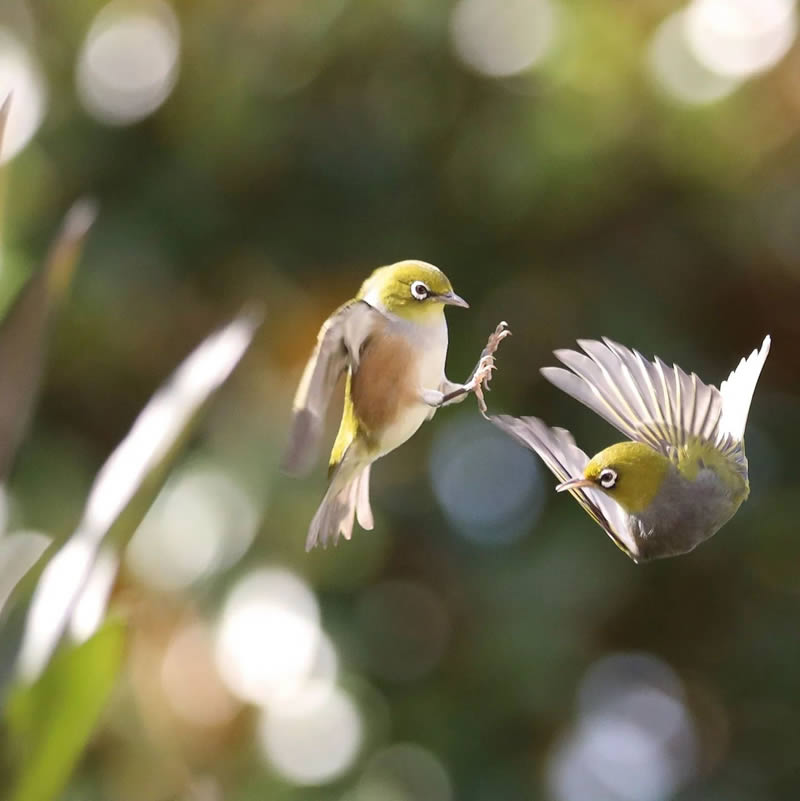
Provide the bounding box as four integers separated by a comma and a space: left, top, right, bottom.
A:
577, 337, 612, 353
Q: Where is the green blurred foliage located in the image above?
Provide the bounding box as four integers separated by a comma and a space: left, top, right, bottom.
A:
5, 620, 125, 801
1, 0, 800, 799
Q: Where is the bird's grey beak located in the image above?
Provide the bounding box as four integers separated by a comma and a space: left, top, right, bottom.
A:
439, 291, 469, 308
556, 477, 595, 492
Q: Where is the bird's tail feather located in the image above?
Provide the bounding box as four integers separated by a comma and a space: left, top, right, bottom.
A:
306, 463, 374, 551
355, 464, 373, 529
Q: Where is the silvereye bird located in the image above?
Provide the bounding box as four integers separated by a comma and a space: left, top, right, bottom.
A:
491, 336, 770, 562
284, 260, 510, 550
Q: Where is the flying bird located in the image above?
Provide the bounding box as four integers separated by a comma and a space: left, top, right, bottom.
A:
492, 336, 770, 562
285, 260, 509, 550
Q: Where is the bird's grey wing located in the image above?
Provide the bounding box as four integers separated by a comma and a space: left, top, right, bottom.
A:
282, 299, 381, 476
491, 415, 638, 560
541, 338, 723, 459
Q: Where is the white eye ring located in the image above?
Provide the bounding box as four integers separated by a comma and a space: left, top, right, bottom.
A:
599, 468, 618, 489
410, 280, 429, 300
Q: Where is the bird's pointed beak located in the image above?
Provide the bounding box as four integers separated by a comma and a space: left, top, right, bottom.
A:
439, 291, 469, 308
555, 476, 595, 492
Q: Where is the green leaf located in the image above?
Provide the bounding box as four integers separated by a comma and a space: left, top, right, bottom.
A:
0, 101, 98, 482
0, 194, 97, 703
0, 94, 11, 236
3, 619, 125, 801
0, 534, 50, 616
0, 198, 97, 480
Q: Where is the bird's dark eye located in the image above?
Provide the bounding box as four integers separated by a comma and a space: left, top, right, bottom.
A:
410, 280, 429, 300
599, 468, 618, 489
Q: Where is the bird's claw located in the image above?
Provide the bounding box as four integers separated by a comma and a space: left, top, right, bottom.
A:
471, 321, 511, 417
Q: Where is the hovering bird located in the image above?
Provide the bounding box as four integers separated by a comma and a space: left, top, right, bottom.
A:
284, 260, 509, 550
492, 336, 771, 562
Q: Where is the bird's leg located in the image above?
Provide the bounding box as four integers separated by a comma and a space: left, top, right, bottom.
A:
422, 322, 510, 416
462, 320, 511, 414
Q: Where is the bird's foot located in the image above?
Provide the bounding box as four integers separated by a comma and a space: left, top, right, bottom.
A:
470, 321, 511, 416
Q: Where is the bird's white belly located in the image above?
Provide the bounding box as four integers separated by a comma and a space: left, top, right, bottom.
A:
376, 318, 448, 455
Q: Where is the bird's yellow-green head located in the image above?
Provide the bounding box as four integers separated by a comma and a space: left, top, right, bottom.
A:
557, 441, 670, 515
357, 260, 468, 322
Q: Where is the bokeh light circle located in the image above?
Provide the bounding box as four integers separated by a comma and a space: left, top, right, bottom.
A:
685, 0, 796, 79
430, 417, 543, 544
127, 461, 258, 591
214, 568, 322, 708
548, 651, 697, 801
450, 0, 558, 78
0, 29, 47, 164
258, 685, 362, 785
266, 629, 340, 714
648, 11, 740, 105
76, 0, 181, 125
161, 622, 239, 728
356, 743, 454, 801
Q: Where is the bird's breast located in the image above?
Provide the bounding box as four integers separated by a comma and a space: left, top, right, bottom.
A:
349, 317, 447, 453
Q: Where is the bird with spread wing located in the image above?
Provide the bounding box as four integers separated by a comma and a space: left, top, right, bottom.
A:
491, 336, 770, 562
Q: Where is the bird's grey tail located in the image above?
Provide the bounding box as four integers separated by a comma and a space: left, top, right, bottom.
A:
306, 464, 373, 551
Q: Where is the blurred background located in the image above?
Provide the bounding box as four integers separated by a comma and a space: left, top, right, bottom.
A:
1, 0, 800, 799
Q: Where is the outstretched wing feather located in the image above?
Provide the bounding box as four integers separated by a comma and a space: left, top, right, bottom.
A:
542, 338, 726, 461
282, 300, 380, 475
491, 415, 637, 559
